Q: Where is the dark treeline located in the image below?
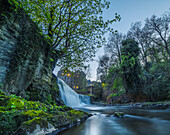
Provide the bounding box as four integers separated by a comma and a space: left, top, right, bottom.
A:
97, 12, 170, 103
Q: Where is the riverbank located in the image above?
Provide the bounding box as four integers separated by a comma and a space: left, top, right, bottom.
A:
92, 100, 170, 109
58, 104, 170, 135
0, 91, 90, 135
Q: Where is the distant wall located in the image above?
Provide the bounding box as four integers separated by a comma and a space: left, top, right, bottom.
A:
0, 1, 53, 97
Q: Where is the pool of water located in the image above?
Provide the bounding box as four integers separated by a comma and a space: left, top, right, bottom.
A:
58, 105, 170, 135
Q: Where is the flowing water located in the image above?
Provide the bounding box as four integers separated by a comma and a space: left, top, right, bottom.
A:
56, 77, 170, 135
57, 77, 90, 107
59, 105, 170, 135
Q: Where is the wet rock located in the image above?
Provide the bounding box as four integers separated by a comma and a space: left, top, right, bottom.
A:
114, 112, 124, 117
13, 117, 56, 135
0, 93, 90, 135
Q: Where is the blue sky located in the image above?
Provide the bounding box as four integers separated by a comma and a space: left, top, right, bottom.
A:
89, 0, 170, 81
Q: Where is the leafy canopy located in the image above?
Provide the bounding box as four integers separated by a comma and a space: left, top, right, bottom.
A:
9, 0, 120, 70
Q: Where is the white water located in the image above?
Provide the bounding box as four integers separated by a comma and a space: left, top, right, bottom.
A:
57, 77, 91, 107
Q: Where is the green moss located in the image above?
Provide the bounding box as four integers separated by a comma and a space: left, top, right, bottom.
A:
0, 95, 10, 106
0, 106, 6, 111
21, 110, 52, 118
24, 101, 48, 111
57, 105, 72, 111
145, 100, 170, 105
114, 112, 124, 117
107, 90, 125, 99
24, 117, 42, 125
67, 110, 85, 118
0, 90, 5, 96
0, 92, 89, 134
0, 110, 22, 135
7, 97, 25, 110
23, 117, 49, 129
0, 90, 7, 104
0, 95, 8, 99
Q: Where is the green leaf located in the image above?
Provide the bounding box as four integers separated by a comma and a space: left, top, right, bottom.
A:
50, 58, 54, 62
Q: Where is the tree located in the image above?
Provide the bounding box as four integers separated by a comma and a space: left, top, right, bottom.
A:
127, 22, 149, 66
83, 64, 91, 79
144, 14, 170, 57
97, 55, 110, 83
121, 39, 141, 94
143, 62, 170, 100
10, 0, 120, 70
105, 32, 125, 66
93, 82, 103, 101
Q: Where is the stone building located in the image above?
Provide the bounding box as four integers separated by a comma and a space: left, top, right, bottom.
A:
86, 80, 93, 95
58, 70, 86, 90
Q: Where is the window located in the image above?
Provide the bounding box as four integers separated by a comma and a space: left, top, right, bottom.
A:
74, 86, 75, 88
67, 73, 70, 77
76, 86, 78, 89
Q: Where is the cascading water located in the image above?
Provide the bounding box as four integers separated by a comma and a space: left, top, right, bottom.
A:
56, 77, 91, 107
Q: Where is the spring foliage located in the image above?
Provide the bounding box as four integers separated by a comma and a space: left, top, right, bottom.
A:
9, 0, 120, 70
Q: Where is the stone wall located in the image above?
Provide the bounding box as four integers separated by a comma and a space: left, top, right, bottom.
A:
0, 2, 20, 86
0, 1, 62, 104
0, 2, 47, 95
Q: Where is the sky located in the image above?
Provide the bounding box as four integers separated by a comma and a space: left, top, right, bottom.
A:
88, 0, 170, 81
54, 0, 170, 81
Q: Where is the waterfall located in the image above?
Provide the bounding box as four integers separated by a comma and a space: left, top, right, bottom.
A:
56, 77, 91, 107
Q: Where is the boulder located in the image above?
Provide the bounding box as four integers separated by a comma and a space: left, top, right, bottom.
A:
114, 112, 124, 117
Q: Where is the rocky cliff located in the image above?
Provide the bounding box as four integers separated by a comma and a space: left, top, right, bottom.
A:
0, 1, 62, 105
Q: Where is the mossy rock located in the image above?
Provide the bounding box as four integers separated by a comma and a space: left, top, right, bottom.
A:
20, 110, 53, 118
15, 117, 56, 135
24, 101, 48, 111
7, 98, 25, 110
0, 91, 6, 96
0, 110, 23, 135
114, 112, 124, 117
0, 106, 6, 111
0, 92, 90, 134
0, 95, 10, 106
67, 110, 85, 118
48, 114, 73, 128
24, 117, 48, 128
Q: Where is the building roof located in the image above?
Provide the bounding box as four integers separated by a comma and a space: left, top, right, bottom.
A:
86, 80, 93, 87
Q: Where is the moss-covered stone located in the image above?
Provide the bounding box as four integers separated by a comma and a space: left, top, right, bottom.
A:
67, 110, 87, 118
0, 90, 5, 96
23, 117, 49, 128
24, 101, 48, 111
16, 117, 56, 135
21, 110, 53, 118
0, 106, 6, 111
25, 75, 64, 106
7, 97, 25, 110
0, 110, 23, 135
114, 112, 124, 117
0, 95, 10, 106
0, 93, 90, 135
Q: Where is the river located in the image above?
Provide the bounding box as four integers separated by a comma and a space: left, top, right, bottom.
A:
58, 105, 170, 135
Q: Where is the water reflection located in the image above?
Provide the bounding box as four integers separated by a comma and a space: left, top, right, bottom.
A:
59, 105, 170, 135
